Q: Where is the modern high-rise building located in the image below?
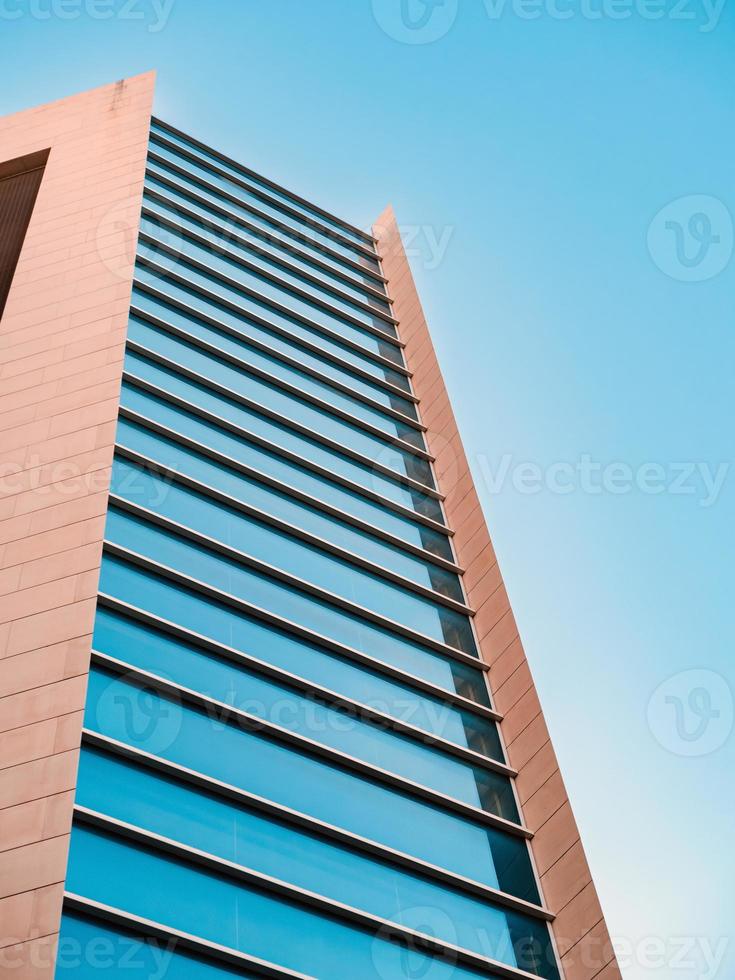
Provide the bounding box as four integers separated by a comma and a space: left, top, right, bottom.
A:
0, 74, 620, 980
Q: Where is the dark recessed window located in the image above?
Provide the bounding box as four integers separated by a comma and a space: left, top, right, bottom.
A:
0, 148, 49, 321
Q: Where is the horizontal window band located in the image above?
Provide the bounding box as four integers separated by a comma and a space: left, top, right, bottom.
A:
99, 544, 493, 707
72, 807, 544, 980
136, 255, 412, 380
89, 651, 521, 836
129, 302, 421, 430
117, 404, 453, 546
103, 517, 478, 668
123, 351, 437, 497
100, 552, 493, 747
139, 212, 398, 337
132, 276, 417, 405
127, 311, 428, 455
106, 497, 475, 659
127, 319, 428, 465
114, 425, 456, 573
120, 372, 445, 519
146, 150, 388, 288
141, 195, 396, 325
143, 168, 391, 301
138, 228, 401, 354
136, 234, 399, 358
111, 448, 467, 614
146, 135, 379, 267
94, 593, 505, 772
151, 120, 378, 252
97, 580, 503, 721
122, 361, 437, 515
151, 118, 377, 249
81, 730, 547, 923
63, 892, 308, 980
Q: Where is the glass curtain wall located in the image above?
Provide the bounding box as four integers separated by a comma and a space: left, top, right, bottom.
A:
56, 118, 561, 980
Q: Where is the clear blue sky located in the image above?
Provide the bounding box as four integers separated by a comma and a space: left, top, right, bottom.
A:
2, 3, 733, 976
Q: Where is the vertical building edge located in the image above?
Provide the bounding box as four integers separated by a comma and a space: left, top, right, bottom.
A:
373, 204, 622, 980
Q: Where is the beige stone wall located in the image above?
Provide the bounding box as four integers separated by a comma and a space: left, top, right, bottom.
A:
0, 73, 155, 977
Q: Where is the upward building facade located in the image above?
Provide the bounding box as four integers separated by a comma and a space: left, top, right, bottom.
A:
0, 75, 620, 980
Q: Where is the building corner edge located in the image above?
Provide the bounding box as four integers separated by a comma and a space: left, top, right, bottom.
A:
0, 71, 156, 978
373, 205, 622, 980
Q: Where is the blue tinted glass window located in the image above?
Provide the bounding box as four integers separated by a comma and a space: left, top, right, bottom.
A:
142, 198, 392, 325
104, 510, 483, 681
60, 119, 560, 980
83, 669, 520, 883
143, 175, 391, 311
131, 285, 416, 418
148, 137, 381, 272
137, 235, 401, 364
127, 314, 427, 458
77, 747, 551, 972
113, 440, 459, 598
127, 312, 422, 447
146, 157, 386, 291
68, 823, 530, 980
111, 460, 473, 654
120, 364, 441, 516
135, 263, 411, 392
92, 611, 506, 803
99, 557, 489, 708
94, 604, 497, 753
149, 124, 377, 254
57, 913, 263, 980
139, 214, 394, 340
116, 415, 453, 564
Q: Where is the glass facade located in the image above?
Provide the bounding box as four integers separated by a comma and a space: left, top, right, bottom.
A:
56, 118, 561, 980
